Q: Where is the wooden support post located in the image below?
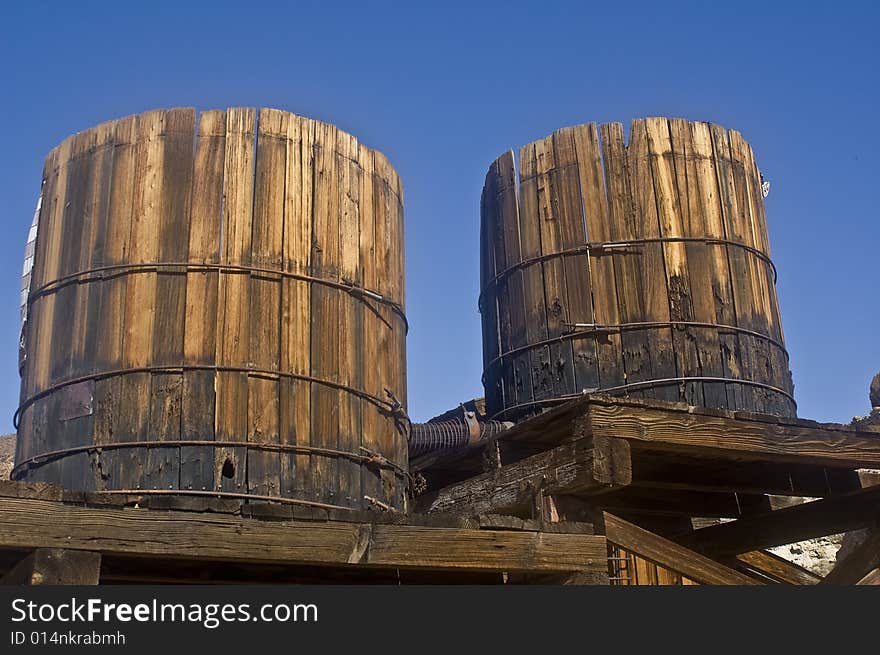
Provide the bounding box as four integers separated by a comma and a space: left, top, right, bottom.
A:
1, 548, 101, 585
603, 513, 760, 585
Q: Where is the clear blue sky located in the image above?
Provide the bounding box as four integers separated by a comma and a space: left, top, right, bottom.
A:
1, 1, 878, 431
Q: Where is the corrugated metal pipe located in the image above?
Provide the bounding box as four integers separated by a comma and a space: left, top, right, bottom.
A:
409, 409, 514, 458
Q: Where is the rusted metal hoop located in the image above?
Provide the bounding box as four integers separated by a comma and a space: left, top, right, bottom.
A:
11, 439, 409, 481
26, 261, 408, 333
487, 376, 797, 421
13, 365, 408, 432
481, 319, 789, 378
477, 236, 777, 312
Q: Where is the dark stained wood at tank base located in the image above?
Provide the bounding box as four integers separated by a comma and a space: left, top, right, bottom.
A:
0, 485, 607, 580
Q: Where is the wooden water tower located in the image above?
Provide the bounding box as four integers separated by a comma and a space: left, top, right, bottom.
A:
480, 118, 795, 422
14, 107, 408, 512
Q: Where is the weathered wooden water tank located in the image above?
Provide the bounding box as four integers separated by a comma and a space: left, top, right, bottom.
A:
480, 118, 795, 422
14, 107, 408, 512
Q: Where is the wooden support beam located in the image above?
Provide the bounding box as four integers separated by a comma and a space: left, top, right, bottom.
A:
734, 550, 820, 585
0, 548, 101, 585
820, 528, 880, 585
630, 451, 865, 498
603, 513, 760, 585
586, 397, 880, 469
0, 495, 607, 575
678, 486, 880, 557
415, 437, 631, 517
857, 568, 880, 585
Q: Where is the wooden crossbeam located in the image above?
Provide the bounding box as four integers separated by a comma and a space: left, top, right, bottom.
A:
586, 396, 880, 469
857, 568, 880, 585
678, 485, 880, 557
415, 436, 631, 517
603, 513, 760, 585
0, 495, 607, 575
630, 451, 865, 498
820, 528, 880, 585
734, 550, 820, 585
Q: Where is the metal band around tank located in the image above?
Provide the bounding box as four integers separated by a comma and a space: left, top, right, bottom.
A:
26, 260, 408, 333
481, 319, 790, 378
10, 439, 409, 482
487, 377, 797, 421
477, 236, 778, 312
13, 364, 409, 432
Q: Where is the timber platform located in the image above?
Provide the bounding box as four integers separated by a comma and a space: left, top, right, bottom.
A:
3, 394, 880, 585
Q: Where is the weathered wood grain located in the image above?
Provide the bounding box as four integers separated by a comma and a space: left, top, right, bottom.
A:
679, 485, 880, 556
604, 513, 760, 585
416, 437, 631, 516
735, 550, 820, 585
0, 496, 606, 574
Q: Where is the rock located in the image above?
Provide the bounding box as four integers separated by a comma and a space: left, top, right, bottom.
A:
0, 434, 15, 480
871, 373, 880, 409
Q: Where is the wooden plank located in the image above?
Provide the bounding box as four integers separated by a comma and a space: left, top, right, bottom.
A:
182, 109, 225, 492
735, 550, 821, 585
357, 140, 380, 504
627, 119, 677, 402
518, 142, 552, 406
480, 159, 503, 412
214, 107, 255, 493
857, 568, 880, 585
416, 437, 631, 516
115, 111, 166, 490
711, 124, 759, 412
669, 119, 726, 408
90, 116, 135, 490
248, 108, 286, 497
281, 115, 314, 499
535, 135, 574, 398
366, 525, 607, 573
147, 108, 195, 491
679, 485, 880, 556
573, 123, 624, 390
310, 120, 341, 504
646, 117, 701, 405
600, 123, 652, 399
820, 527, 880, 585
336, 128, 362, 508
372, 151, 402, 508
690, 122, 743, 410
553, 127, 599, 395
51, 128, 97, 490
0, 496, 607, 574
604, 513, 760, 585
497, 151, 531, 416
69, 122, 115, 490
586, 396, 880, 468
0, 548, 101, 585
